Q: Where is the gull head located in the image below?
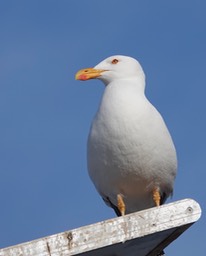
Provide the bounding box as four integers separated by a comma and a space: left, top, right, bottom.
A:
75, 55, 145, 86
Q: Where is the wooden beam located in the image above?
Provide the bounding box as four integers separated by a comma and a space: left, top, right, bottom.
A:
0, 199, 201, 256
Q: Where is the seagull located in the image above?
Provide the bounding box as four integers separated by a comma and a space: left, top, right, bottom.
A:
75, 55, 177, 217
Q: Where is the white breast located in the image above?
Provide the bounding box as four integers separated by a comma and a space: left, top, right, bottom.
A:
87, 79, 177, 213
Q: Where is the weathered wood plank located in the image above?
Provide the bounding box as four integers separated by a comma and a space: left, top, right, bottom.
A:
0, 199, 201, 256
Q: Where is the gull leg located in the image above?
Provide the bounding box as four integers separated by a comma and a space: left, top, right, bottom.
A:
117, 194, 126, 216
153, 187, 161, 207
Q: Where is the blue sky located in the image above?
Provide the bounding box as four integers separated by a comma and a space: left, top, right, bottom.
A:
0, 1, 205, 254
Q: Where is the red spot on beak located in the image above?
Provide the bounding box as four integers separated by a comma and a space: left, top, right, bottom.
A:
78, 74, 88, 81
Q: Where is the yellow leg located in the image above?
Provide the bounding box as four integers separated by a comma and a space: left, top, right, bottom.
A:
117, 194, 126, 216
153, 187, 161, 206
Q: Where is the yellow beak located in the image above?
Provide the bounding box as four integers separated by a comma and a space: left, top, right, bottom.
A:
75, 68, 106, 81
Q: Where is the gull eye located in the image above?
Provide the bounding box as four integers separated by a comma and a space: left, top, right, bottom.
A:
111, 59, 119, 64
